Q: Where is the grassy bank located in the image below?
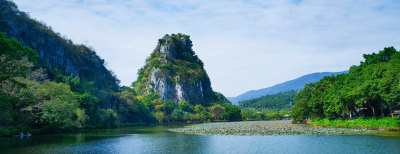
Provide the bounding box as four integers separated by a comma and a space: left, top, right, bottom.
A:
312, 118, 400, 131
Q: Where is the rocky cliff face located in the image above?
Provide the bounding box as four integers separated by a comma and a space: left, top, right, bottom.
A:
134, 34, 224, 106
0, 1, 119, 90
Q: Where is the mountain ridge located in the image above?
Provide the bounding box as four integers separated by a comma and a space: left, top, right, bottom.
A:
228, 71, 348, 104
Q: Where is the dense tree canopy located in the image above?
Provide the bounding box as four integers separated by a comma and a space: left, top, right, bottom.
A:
0, 32, 123, 136
292, 47, 400, 120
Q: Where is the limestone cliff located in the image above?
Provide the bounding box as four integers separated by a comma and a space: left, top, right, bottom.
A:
0, 1, 119, 90
134, 34, 227, 106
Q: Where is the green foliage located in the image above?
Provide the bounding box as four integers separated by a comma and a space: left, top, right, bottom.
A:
192, 105, 210, 121
194, 104, 207, 114
0, 32, 37, 85
134, 95, 241, 123
312, 118, 400, 130
209, 101, 243, 121
0, 124, 31, 137
152, 111, 165, 124
292, 47, 400, 121
98, 109, 118, 128
241, 108, 290, 121
172, 108, 185, 120
118, 90, 152, 123
32, 81, 88, 131
0, 32, 38, 63
224, 105, 242, 121
137, 93, 159, 111
123, 90, 237, 124
62, 75, 99, 123
150, 59, 161, 68
0, 55, 33, 86
209, 104, 225, 121
164, 100, 176, 114
178, 101, 190, 112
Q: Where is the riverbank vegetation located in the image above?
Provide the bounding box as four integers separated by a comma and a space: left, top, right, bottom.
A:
291, 47, 400, 130
238, 91, 295, 121
241, 108, 290, 121
312, 118, 400, 130
137, 92, 242, 124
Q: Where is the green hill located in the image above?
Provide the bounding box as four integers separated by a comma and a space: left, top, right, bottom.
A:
238, 90, 297, 110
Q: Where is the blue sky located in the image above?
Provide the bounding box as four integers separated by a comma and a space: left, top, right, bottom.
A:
12, 0, 400, 97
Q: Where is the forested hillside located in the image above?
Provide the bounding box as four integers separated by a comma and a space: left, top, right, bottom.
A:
292, 47, 400, 120
238, 90, 296, 110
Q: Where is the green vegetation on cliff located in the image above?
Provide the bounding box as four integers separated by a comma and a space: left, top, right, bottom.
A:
131, 33, 242, 123
133, 34, 211, 99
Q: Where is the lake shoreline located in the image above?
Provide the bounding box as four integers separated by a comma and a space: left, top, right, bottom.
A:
169, 120, 399, 136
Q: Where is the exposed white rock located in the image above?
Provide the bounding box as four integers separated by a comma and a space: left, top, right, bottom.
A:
175, 81, 185, 103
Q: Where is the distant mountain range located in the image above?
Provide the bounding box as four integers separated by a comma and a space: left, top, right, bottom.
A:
228, 71, 348, 105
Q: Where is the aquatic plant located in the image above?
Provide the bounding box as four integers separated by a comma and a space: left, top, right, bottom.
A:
169, 121, 376, 136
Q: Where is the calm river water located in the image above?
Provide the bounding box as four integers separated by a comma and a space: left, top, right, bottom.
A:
1, 125, 400, 154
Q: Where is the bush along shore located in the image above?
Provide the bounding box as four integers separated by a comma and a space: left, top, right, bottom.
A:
168, 120, 377, 136
311, 118, 400, 131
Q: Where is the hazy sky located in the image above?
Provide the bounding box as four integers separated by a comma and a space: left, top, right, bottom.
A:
12, 0, 400, 97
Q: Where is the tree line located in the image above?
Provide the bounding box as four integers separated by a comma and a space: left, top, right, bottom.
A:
237, 91, 295, 121
238, 90, 296, 110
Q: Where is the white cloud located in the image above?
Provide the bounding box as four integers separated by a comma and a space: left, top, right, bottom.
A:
12, 0, 400, 96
